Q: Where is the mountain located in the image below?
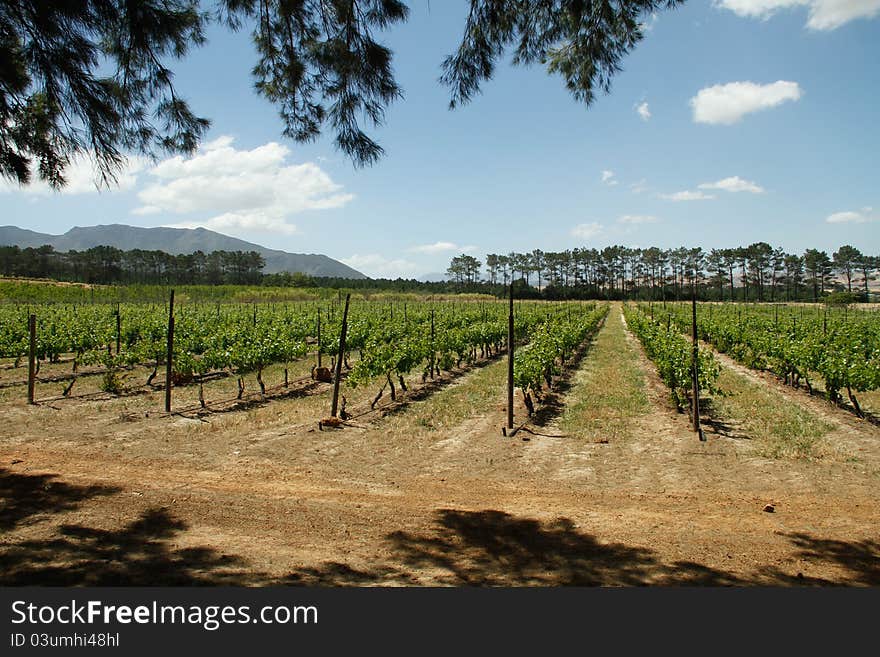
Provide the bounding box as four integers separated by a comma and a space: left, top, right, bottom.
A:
0, 224, 367, 279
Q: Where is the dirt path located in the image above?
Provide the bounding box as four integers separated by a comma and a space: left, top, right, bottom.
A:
1, 303, 878, 586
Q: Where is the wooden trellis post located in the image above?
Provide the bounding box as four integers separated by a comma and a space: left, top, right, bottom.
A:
505, 283, 514, 433
27, 314, 36, 404
316, 311, 322, 368
330, 294, 351, 418
165, 290, 175, 413
115, 302, 121, 355
691, 281, 705, 441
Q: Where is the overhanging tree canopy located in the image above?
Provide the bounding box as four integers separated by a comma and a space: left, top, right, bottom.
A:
0, 0, 680, 188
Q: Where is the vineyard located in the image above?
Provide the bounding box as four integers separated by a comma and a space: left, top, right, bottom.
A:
638, 302, 880, 417
623, 304, 720, 412
0, 297, 611, 420
0, 294, 878, 586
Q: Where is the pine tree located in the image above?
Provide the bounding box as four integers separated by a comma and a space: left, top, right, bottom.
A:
2, 1, 682, 188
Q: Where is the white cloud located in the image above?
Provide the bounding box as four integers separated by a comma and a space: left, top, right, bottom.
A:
132, 205, 161, 216
635, 102, 652, 121
825, 207, 876, 223
168, 212, 298, 236
807, 0, 880, 28
341, 254, 422, 279
409, 241, 477, 254
618, 215, 659, 224
716, 0, 880, 30
0, 155, 147, 196
640, 12, 660, 31
571, 222, 604, 240
202, 135, 235, 151
690, 81, 803, 125
630, 179, 649, 194
698, 176, 765, 193
137, 136, 352, 236
715, 0, 814, 20
601, 170, 618, 186
660, 190, 716, 201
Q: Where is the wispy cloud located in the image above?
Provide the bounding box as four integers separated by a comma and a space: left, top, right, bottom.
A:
635, 102, 652, 121
341, 254, 422, 279
617, 215, 659, 224
630, 179, 650, 194
825, 207, 876, 223
698, 176, 765, 193
640, 12, 660, 32
660, 190, 716, 201
409, 242, 477, 254
716, 0, 880, 31
0, 156, 147, 196
690, 81, 802, 125
571, 222, 604, 240
601, 170, 618, 186
168, 213, 298, 235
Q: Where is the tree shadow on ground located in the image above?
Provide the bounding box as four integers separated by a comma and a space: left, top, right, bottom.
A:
386, 509, 743, 585
0, 468, 264, 586
3, 468, 875, 587
755, 533, 880, 586
280, 509, 879, 587
780, 379, 880, 428
699, 398, 752, 440
0, 507, 266, 585
281, 508, 743, 586
0, 467, 120, 532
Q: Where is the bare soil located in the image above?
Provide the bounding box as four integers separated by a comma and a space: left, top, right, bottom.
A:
1, 303, 877, 586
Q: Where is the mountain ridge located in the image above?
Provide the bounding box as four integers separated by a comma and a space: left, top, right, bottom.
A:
0, 224, 367, 279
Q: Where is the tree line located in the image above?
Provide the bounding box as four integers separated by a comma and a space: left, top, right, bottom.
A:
0, 245, 265, 285
448, 243, 878, 302
0, 243, 463, 291
3, 241, 876, 302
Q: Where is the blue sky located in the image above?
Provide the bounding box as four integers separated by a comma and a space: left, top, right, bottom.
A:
1, 1, 878, 278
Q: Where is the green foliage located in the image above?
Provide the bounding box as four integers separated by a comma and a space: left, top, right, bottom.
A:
648, 302, 880, 407
3, 1, 681, 181
2, 299, 601, 401
101, 370, 124, 395
441, 1, 682, 109
513, 305, 608, 399
1, 0, 210, 188
823, 291, 861, 306
345, 301, 549, 389
446, 255, 482, 284
0, 245, 264, 286
623, 305, 720, 410
0, 280, 329, 304
224, 0, 410, 166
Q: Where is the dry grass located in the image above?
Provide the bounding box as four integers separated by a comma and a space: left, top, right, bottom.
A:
558, 310, 648, 442
709, 368, 839, 460
382, 359, 508, 436
857, 389, 880, 416
797, 376, 880, 419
